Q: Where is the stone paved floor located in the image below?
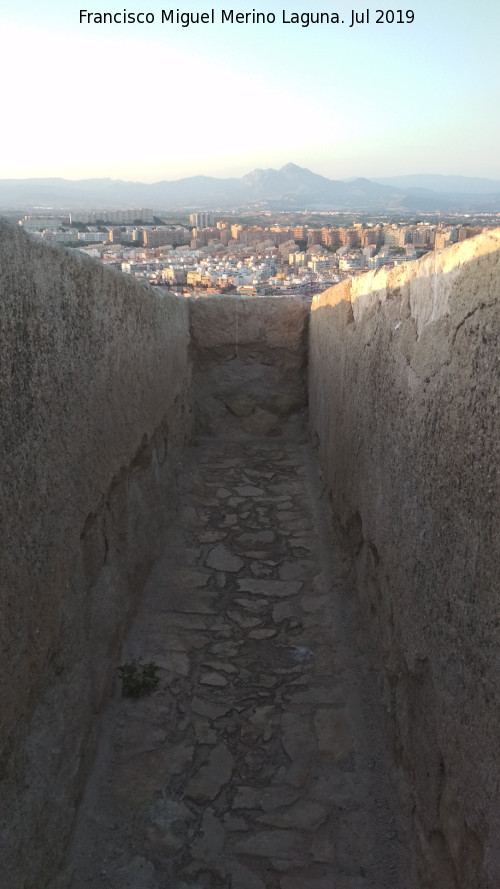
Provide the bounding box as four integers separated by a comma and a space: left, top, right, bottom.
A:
59, 437, 410, 889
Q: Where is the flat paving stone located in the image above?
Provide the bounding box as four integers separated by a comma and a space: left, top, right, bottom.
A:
190, 808, 225, 862
55, 435, 411, 889
190, 696, 232, 719
256, 798, 328, 831
272, 600, 298, 623
232, 785, 262, 810
205, 544, 244, 572
233, 596, 269, 613
186, 744, 234, 801
227, 610, 263, 629
234, 829, 305, 859
199, 670, 229, 687
248, 627, 277, 640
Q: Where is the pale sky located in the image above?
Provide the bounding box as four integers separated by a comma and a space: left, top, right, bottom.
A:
1, 0, 499, 182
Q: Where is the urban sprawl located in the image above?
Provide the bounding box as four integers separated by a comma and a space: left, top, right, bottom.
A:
18, 209, 499, 300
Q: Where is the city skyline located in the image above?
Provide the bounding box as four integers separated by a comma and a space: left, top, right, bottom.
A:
2, 0, 500, 182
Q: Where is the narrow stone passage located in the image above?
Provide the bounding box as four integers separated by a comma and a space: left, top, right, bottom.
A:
58, 436, 410, 889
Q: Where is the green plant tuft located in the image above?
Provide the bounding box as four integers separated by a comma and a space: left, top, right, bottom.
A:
118, 660, 160, 698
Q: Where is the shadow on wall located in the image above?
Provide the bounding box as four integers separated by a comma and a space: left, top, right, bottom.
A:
308, 231, 500, 889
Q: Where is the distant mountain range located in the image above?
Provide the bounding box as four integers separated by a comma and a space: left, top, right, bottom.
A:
1, 164, 500, 212
371, 174, 500, 195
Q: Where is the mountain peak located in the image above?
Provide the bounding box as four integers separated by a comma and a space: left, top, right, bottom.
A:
1, 166, 498, 212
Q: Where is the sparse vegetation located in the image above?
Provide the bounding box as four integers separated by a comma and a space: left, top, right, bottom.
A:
118, 660, 160, 698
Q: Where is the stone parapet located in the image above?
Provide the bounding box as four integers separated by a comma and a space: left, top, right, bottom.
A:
309, 229, 500, 889
0, 223, 191, 886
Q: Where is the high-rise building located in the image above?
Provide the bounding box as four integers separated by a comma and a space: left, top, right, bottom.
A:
231, 224, 244, 241
338, 227, 360, 248
189, 212, 215, 228
307, 229, 322, 247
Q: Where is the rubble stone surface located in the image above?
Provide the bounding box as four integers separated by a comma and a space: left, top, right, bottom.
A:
55, 438, 410, 889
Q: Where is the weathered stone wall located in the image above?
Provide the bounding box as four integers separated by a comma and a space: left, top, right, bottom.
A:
0, 223, 192, 888
189, 295, 309, 439
308, 230, 500, 889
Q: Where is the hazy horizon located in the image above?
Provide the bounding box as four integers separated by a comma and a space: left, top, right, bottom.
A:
1, 165, 500, 187
2, 1, 500, 182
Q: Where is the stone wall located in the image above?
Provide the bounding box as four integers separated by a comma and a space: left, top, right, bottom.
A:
308, 230, 500, 889
189, 294, 309, 439
0, 223, 192, 888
